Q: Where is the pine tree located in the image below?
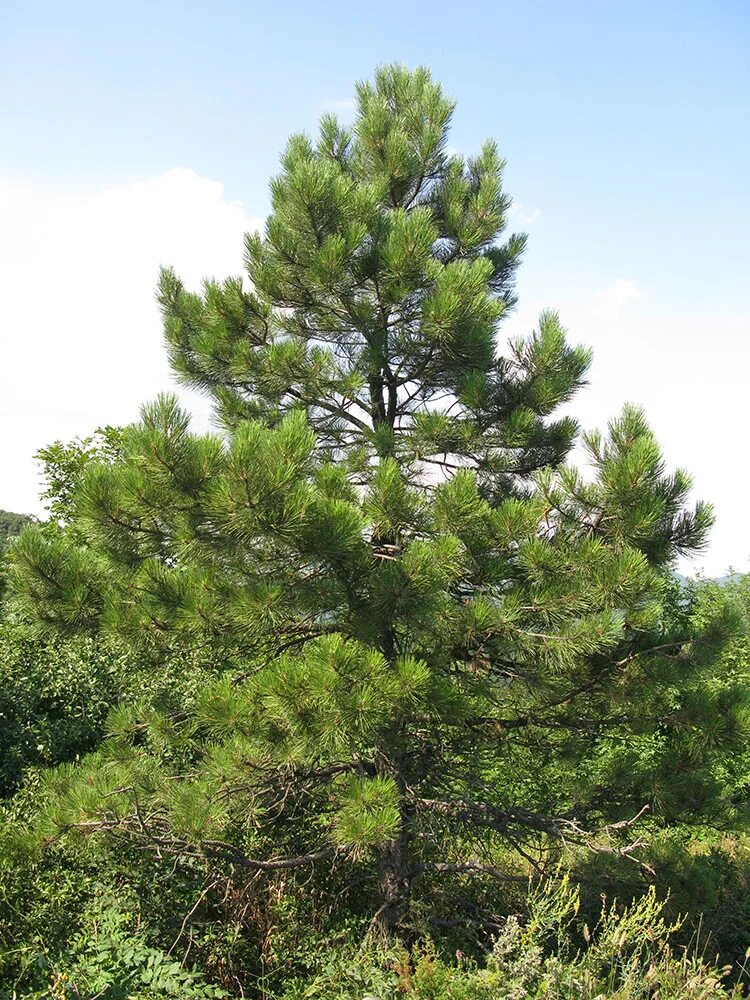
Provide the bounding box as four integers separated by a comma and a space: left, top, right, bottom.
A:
10, 65, 743, 944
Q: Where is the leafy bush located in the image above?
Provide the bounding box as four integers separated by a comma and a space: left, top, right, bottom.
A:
0, 619, 224, 795
16, 900, 226, 999
0, 628, 128, 794
0, 510, 33, 543
277, 880, 743, 999
0, 830, 232, 999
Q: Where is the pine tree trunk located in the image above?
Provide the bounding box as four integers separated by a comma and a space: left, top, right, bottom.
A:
373, 813, 410, 939
372, 730, 411, 939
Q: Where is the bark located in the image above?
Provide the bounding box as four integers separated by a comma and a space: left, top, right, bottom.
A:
370, 724, 411, 940
373, 815, 410, 937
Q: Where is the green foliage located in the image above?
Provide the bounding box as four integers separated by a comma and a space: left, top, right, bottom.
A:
1, 864, 226, 1000
0, 509, 33, 542
38, 903, 226, 999
275, 880, 742, 998
36, 426, 124, 524
0, 823, 238, 998
0, 620, 219, 795
0, 627, 123, 795
333, 775, 401, 851
0, 509, 34, 600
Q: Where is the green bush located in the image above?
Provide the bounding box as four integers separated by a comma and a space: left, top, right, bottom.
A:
0, 622, 222, 796
12, 900, 226, 999
0, 628, 126, 794
0, 831, 231, 998
276, 879, 743, 999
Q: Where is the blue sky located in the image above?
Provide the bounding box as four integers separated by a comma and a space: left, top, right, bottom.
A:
1, 0, 749, 573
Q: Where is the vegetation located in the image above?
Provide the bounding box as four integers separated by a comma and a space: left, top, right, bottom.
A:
1, 65, 749, 998
0, 510, 32, 543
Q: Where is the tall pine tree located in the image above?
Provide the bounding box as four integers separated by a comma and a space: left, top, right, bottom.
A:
11, 66, 743, 942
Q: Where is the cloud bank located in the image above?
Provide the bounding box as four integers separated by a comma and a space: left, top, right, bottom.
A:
0, 169, 261, 515
503, 280, 750, 578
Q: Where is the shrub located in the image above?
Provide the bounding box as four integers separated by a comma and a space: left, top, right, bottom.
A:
276, 879, 743, 999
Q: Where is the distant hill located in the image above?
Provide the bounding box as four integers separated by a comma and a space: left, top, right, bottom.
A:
715, 573, 743, 586
676, 571, 745, 587
0, 510, 33, 542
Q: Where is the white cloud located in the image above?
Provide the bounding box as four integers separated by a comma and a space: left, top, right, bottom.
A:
592, 278, 643, 321
503, 281, 750, 578
0, 169, 262, 516
321, 98, 357, 113
508, 203, 542, 228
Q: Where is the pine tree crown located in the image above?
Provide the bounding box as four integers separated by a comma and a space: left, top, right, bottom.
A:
157, 63, 590, 495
